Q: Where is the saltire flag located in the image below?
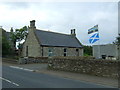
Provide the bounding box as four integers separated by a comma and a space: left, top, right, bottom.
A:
88, 25, 99, 44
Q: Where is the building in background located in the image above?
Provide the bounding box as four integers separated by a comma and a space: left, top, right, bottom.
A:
21, 20, 83, 57
1, 27, 15, 51
93, 44, 119, 60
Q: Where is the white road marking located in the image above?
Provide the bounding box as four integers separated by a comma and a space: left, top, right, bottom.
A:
0, 77, 19, 86
23, 68, 34, 72
10, 66, 34, 72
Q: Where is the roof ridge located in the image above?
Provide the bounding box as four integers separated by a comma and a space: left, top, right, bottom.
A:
35, 28, 82, 48
36, 29, 71, 36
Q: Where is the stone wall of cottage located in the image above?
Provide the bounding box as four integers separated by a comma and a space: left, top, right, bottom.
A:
21, 28, 42, 57
42, 47, 83, 57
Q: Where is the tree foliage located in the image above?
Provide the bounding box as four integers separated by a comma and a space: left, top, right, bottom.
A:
15, 26, 28, 42
2, 26, 28, 56
2, 31, 13, 56
10, 26, 28, 49
83, 45, 92, 56
113, 35, 120, 45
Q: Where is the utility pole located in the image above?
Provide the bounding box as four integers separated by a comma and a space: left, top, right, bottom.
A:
118, 1, 120, 88
118, 35, 120, 61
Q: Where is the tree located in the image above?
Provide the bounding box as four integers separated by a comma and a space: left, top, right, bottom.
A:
116, 36, 120, 45
2, 30, 13, 56
83, 45, 92, 56
15, 26, 28, 42
113, 35, 120, 45
10, 26, 28, 49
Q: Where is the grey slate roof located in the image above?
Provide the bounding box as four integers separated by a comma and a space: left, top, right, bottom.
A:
35, 29, 83, 48
2, 29, 11, 41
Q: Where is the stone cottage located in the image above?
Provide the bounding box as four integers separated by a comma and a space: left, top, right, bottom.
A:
21, 20, 83, 57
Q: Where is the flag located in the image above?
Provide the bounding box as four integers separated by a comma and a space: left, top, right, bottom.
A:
88, 25, 99, 44
89, 32, 99, 44
88, 25, 98, 34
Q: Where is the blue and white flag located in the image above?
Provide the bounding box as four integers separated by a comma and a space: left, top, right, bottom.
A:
88, 25, 99, 44
88, 25, 98, 34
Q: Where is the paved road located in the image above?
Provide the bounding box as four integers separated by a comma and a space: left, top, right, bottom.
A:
2, 65, 116, 88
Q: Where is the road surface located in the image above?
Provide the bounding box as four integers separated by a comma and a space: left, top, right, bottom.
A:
2, 64, 116, 88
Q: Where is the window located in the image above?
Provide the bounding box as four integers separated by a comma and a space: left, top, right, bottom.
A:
64, 48, 67, 56
48, 48, 53, 56
49, 49, 51, 52
76, 49, 79, 52
41, 47, 43, 57
64, 48, 67, 52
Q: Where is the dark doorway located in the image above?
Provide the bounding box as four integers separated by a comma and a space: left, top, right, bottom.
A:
26, 46, 28, 57
76, 49, 79, 56
101, 55, 106, 59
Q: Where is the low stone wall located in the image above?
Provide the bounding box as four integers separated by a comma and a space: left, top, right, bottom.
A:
2, 58, 18, 64
48, 56, 119, 78
18, 57, 48, 64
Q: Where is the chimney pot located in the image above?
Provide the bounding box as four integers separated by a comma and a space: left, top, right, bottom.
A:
30, 20, 36, 28
71, 29, 76, 37
10, 27, 13, 32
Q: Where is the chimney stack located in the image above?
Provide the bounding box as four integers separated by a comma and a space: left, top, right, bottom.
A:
10, 27, 13, 32
0, 26, 2, 29
30, 20, 36, 28
71, 29, 76, 37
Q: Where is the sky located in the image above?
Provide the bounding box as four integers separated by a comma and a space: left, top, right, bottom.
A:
0, 1, 118, 45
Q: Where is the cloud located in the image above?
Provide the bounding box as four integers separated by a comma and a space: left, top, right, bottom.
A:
0, 2, 30, 9
0, 2, 118, 45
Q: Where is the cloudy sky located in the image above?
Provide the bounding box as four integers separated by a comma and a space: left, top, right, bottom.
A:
0, 2, 118, 45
